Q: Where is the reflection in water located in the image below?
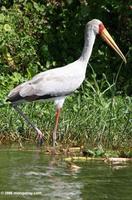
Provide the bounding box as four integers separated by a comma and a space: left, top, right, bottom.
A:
1, 151, 82, 200
24, 156, 82, 200
0, 150, 132, 200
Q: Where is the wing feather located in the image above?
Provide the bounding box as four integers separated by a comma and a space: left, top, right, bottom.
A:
7, 60, 85, 102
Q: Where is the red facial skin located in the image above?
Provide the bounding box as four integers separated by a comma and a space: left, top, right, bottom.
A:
99, 23, 105, 34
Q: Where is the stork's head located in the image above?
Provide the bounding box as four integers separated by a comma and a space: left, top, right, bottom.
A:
87, 19, 127, 63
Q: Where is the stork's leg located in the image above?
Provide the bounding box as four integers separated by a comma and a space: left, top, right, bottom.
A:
52, 108, 61, 147
12, 104, 44, 146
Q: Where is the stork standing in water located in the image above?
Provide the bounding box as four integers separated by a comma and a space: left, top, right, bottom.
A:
7, 19, 126, 147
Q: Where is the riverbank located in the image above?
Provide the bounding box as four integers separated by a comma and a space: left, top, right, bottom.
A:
0, 144, 132, 159
0, 92, 131, 149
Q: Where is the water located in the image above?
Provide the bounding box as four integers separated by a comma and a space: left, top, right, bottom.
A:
0, 149, 132, 200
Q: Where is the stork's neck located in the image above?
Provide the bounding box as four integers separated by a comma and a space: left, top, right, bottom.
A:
79, 26, 96, 66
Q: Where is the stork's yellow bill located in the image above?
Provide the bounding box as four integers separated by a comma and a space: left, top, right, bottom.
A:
99, 23, 127, 63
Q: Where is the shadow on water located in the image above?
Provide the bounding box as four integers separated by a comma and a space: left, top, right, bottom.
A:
0, 148, 132, 200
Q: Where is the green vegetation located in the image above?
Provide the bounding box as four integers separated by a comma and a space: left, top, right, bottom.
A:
0, 1, 131, 149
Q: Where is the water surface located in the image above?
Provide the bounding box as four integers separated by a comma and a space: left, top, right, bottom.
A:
0, 149, 131, 200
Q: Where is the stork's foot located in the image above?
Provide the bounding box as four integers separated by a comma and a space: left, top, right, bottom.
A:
53, 141, 58, 148
36, 129, 44, 146
52, 130, 58, 148
51, 140, 59, 155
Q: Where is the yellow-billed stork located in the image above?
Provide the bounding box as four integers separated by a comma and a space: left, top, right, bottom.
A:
7, 19, 126, 147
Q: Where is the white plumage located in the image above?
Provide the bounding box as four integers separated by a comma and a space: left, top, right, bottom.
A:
7, 19, 126, 147
8, 59, 86, 103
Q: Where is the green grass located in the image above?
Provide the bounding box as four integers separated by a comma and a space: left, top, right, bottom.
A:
0, 72, 131, 149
